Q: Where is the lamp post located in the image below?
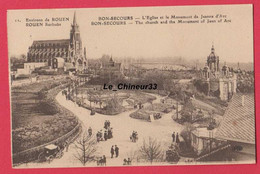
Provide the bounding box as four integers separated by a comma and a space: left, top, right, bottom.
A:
176, 101, 179, 120
209, 130, 213, 153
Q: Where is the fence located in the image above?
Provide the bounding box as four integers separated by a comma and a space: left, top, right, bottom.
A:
195, 144, 231, 162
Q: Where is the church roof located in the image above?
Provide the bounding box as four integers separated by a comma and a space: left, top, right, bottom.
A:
215, 93, 255, 144
32, 39, 70, 45
208, 45, 218, 60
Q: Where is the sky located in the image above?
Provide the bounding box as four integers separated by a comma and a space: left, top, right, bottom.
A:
7, 5, 254, 63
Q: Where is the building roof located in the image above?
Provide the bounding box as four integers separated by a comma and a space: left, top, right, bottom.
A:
54, 57, 65, 62
192, 127, 216, 139
32, 39, 70, 45
215, 93, 255, 144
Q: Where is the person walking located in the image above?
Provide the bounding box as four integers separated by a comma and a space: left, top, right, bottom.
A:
88, 127, 92, 136
172, 132, 175, 143
96, 132, 100, 142
103, 155, 106, 166
108, 128, 113, 139
104, 120, 107, 129
176, 132, 180, 144
115, 145, 119, 158
104, 131, 108, 141
110, 146, 114, 158
99, 130, 103, 141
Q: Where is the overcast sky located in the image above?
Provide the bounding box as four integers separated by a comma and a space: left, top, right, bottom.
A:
7, 5, 253, 63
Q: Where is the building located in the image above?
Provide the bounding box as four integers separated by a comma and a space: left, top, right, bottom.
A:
101, 56, 121, 72
193, 93, 255, 162
52, 57, 65, 69
191, 128, 218, 155
27, 12, 87, 71
215, 93, 255, 162
100, 56, 122, 79
14, 62, 47, 77
202, 45, 237, 100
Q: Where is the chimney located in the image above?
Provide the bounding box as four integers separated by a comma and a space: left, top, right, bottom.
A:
242, 95, 245, 106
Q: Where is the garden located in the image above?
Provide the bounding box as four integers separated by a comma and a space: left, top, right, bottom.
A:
11, 78, 79, 154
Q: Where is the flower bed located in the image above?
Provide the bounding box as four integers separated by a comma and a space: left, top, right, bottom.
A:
129, 109, 151, 121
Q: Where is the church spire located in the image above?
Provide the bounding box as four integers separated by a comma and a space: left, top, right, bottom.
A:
73, 11, 77, 26
211, 43, 215, 53
71, 11, 80, 33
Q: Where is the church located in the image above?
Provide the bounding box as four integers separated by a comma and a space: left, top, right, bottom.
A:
26, 12, 87, 71
100, 56, 122, 79
202, 45, 237, 101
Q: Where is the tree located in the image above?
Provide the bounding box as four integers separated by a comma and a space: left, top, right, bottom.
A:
193, 79, 209, 95
139, 137, 164, 164
10, 54, 26, 65
74, 133, 97, 166
180, 99, 195, 122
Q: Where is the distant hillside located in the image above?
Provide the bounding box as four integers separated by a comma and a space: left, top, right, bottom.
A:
134, 57, 254, 71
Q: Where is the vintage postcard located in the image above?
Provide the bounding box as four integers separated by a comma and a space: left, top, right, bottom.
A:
7, 4, 255, 168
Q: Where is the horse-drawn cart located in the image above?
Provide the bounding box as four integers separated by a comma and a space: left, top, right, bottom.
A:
38, 144, 64, 163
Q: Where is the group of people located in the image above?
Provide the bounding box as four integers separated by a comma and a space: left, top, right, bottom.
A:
96, 121, 113, 142
62, 89, 71, 100
104, 120, 113, 141
96, 130, 103, 142
172, 132, 180, 144
61, 90, 67, 96
104, 120, 111, 129
110, 145, 119, 158
123, 158, 132, 165
97, 155, 106, 166
133, 103, 144, 109
130, 131, 138, 142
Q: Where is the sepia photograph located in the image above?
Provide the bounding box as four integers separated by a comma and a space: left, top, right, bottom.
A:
7, 4, 255, 168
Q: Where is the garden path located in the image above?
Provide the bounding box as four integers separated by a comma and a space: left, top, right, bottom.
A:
18, 91, 184, 168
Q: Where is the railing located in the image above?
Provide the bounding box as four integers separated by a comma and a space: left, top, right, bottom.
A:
195, 144, 231, 161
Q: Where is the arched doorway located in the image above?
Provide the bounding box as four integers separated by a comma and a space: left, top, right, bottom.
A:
77, 59, 83, 71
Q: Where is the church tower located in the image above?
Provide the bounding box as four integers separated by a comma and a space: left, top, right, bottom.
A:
69, 11, 82, 61
207, 45, 220, 73
68, 11, 87, 71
